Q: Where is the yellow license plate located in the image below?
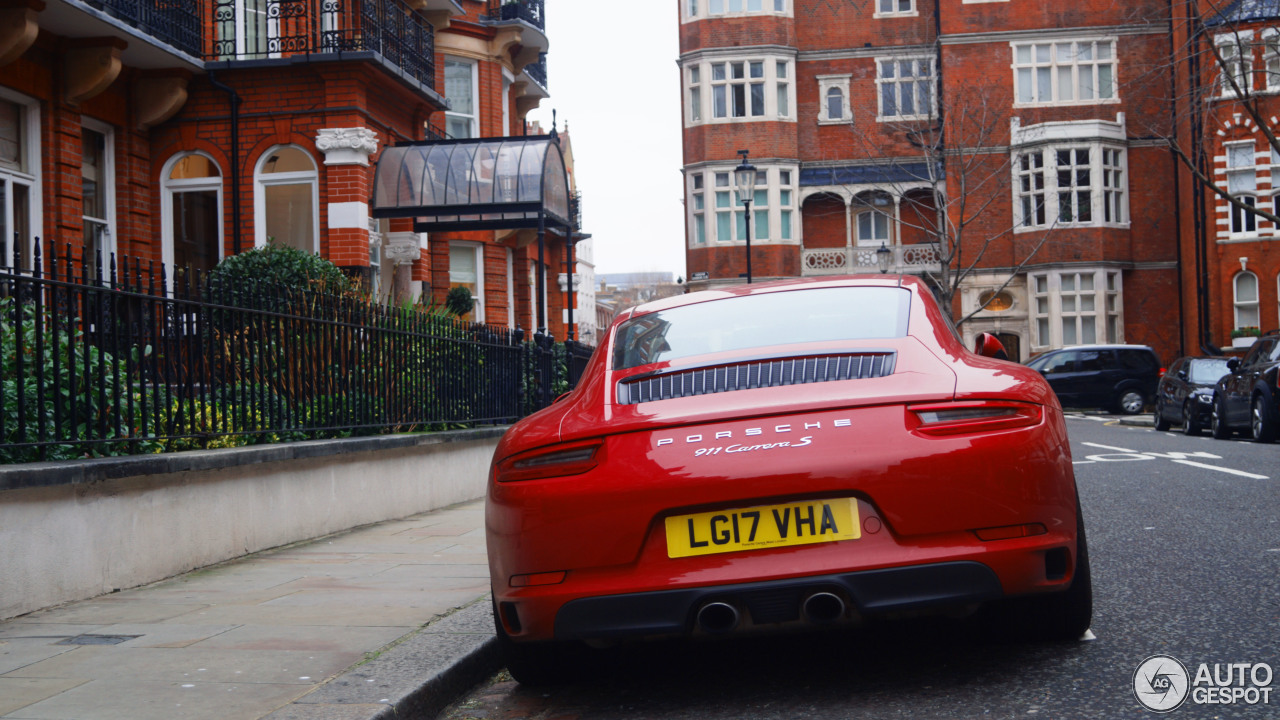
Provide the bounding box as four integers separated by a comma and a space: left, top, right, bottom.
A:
665, 498, 860, 559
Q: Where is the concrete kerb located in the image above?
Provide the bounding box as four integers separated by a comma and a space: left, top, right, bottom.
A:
261, 598, 501, 720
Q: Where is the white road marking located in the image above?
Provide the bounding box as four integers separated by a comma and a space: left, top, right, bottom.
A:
1082, 442, 1136, 452
1080, 629, 1098, 641
1072, 460, 1096, 465
1170, 459, 1269, 479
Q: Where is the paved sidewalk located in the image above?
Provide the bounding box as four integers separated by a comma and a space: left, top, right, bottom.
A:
0, 499, 499, 720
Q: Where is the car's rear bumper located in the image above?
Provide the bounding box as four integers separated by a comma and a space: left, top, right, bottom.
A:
549, 561, 1001, 641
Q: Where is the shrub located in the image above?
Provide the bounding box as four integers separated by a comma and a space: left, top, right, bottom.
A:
1230, 326, 1262, 339
206, 244, 351, 309
445, 286, 475, 318
0, 298, 159, 462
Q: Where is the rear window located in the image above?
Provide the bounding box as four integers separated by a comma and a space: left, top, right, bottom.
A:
1188, 358, 1230, 384
611, 287, 911, 370
1119, 349, 1158, 371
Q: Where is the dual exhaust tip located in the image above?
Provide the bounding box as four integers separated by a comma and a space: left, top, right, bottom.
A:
695, 591, 846, 634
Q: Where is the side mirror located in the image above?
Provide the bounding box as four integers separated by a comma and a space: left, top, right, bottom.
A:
974, 332, 1010, 361
1227, 358, 1241, 372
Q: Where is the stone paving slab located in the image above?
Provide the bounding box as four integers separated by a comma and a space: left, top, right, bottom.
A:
0, 499, 500, 720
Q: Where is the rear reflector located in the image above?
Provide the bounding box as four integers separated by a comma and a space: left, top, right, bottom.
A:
973, 523, 1048, 541
510, 571, 567, 587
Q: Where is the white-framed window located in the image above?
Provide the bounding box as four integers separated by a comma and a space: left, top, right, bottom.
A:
501, 68, 513, 135
1013, 144, 1128, 229
1029, 269, 1123, 349
1226, 141, 1258, 236
688, 165, 799, 246
254, 146, 318, 252
506, 248, 515, 329
214, 0, 278, 59
1013, 38, 1117, 106
1016, 151, 1046, 228
688, 65, 703, 124
161, 152, 223, 278
1216, 33, 1253, 98
0, 90, 39, 270
875, 0, 916, 18
779, 170, 794, 241
1264, 30, 1280, 93
686, 56, 794, 125
877, 56, 935, 120
817, 74, 851, 124
1234, 271, 1259, 329
1102, 147, 1125, 223
690, 173, 706, 245
856, 209, 890, 246
1055, 147, 1092, 224
449, 241, 484, 322
444, 57, 479, 138
685, 0, 789, 19
81, 120, 114, 263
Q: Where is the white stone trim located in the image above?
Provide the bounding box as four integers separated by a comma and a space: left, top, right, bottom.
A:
316, 127, 379, 167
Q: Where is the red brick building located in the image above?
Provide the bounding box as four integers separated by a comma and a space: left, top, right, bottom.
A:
0, 0, 580, 337
677, 0, 1185, 363
1170, 0, 1280, 357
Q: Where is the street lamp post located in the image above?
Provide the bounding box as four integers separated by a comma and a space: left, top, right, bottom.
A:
734, 149, 756, 284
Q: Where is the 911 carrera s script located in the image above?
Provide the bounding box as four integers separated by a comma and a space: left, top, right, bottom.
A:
693, 436, 812, 456
665, 498, 860, 558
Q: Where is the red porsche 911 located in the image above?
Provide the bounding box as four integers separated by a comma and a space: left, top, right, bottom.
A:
486, 276, 1091, 684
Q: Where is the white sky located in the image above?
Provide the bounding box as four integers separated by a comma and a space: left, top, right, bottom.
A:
526, 1, 686, 279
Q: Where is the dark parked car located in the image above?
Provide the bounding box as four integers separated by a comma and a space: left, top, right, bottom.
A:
1211, 331, 1280, 442
1026, 345, 1163, 415
1153, 357, 1232, 435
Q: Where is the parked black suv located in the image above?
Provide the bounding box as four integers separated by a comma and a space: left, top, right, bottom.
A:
1211, 330, 1280, 442
1026, 344, 1163, 415
1153, 356, 1232, 435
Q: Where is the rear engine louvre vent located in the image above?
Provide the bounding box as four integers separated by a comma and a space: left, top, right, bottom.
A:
618, 353, 896, 405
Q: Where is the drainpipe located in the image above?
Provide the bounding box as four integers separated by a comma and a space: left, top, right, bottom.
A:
1187, 3, 1220, 355
207, 71, 243, 254
1169, 0, 1186, 359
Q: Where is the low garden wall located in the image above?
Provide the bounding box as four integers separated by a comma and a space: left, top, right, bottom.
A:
0, 427, 505, 620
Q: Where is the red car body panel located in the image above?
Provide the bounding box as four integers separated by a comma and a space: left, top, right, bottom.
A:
486, 276, 1080, 644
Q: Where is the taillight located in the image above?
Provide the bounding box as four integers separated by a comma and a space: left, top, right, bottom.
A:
496, 441, 603, 482
909, 402, 1042, 435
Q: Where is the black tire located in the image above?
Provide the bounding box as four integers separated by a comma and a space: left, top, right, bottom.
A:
492, 600, 578, 685
983, 503, 1093, 643
1211, 396, 1233, 439
1031, 507, 1093, 642
1183, 401, 1202, 436
1115, 389, 1144, 415
1251, 395, 1277, 443
1153, 403, 1171, 431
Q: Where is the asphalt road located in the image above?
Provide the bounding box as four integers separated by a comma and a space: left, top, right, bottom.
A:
437, 415, 1280, 720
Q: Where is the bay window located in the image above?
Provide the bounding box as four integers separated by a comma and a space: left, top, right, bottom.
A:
1030, 269, 1123, 349
1013, 144, 1127, 230
0, 93, 38, 270
687, 165, 799, 246
685, 55, 794, 125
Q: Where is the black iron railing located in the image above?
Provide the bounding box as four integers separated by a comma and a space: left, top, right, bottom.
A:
207, 0, 436, 90
0, 241, 590, 463
524, 53, 548, 91
83, 0, 202, 57
485, 0, 545, 31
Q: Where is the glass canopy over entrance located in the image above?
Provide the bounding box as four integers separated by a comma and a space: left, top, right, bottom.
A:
371, 136, 571, 232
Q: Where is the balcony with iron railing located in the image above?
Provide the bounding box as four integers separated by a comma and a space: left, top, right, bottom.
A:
523, 52, 548, 92
48, 0, 202, 61
801, 244, 942, 276
484, 0, 544, 31
206, 0, 436, 91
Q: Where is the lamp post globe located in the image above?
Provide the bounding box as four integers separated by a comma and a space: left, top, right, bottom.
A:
876, 241, 892, 274
735, 149, 756, 284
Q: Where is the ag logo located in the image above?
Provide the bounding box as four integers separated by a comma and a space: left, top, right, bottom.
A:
1134, 655, 1190, 712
